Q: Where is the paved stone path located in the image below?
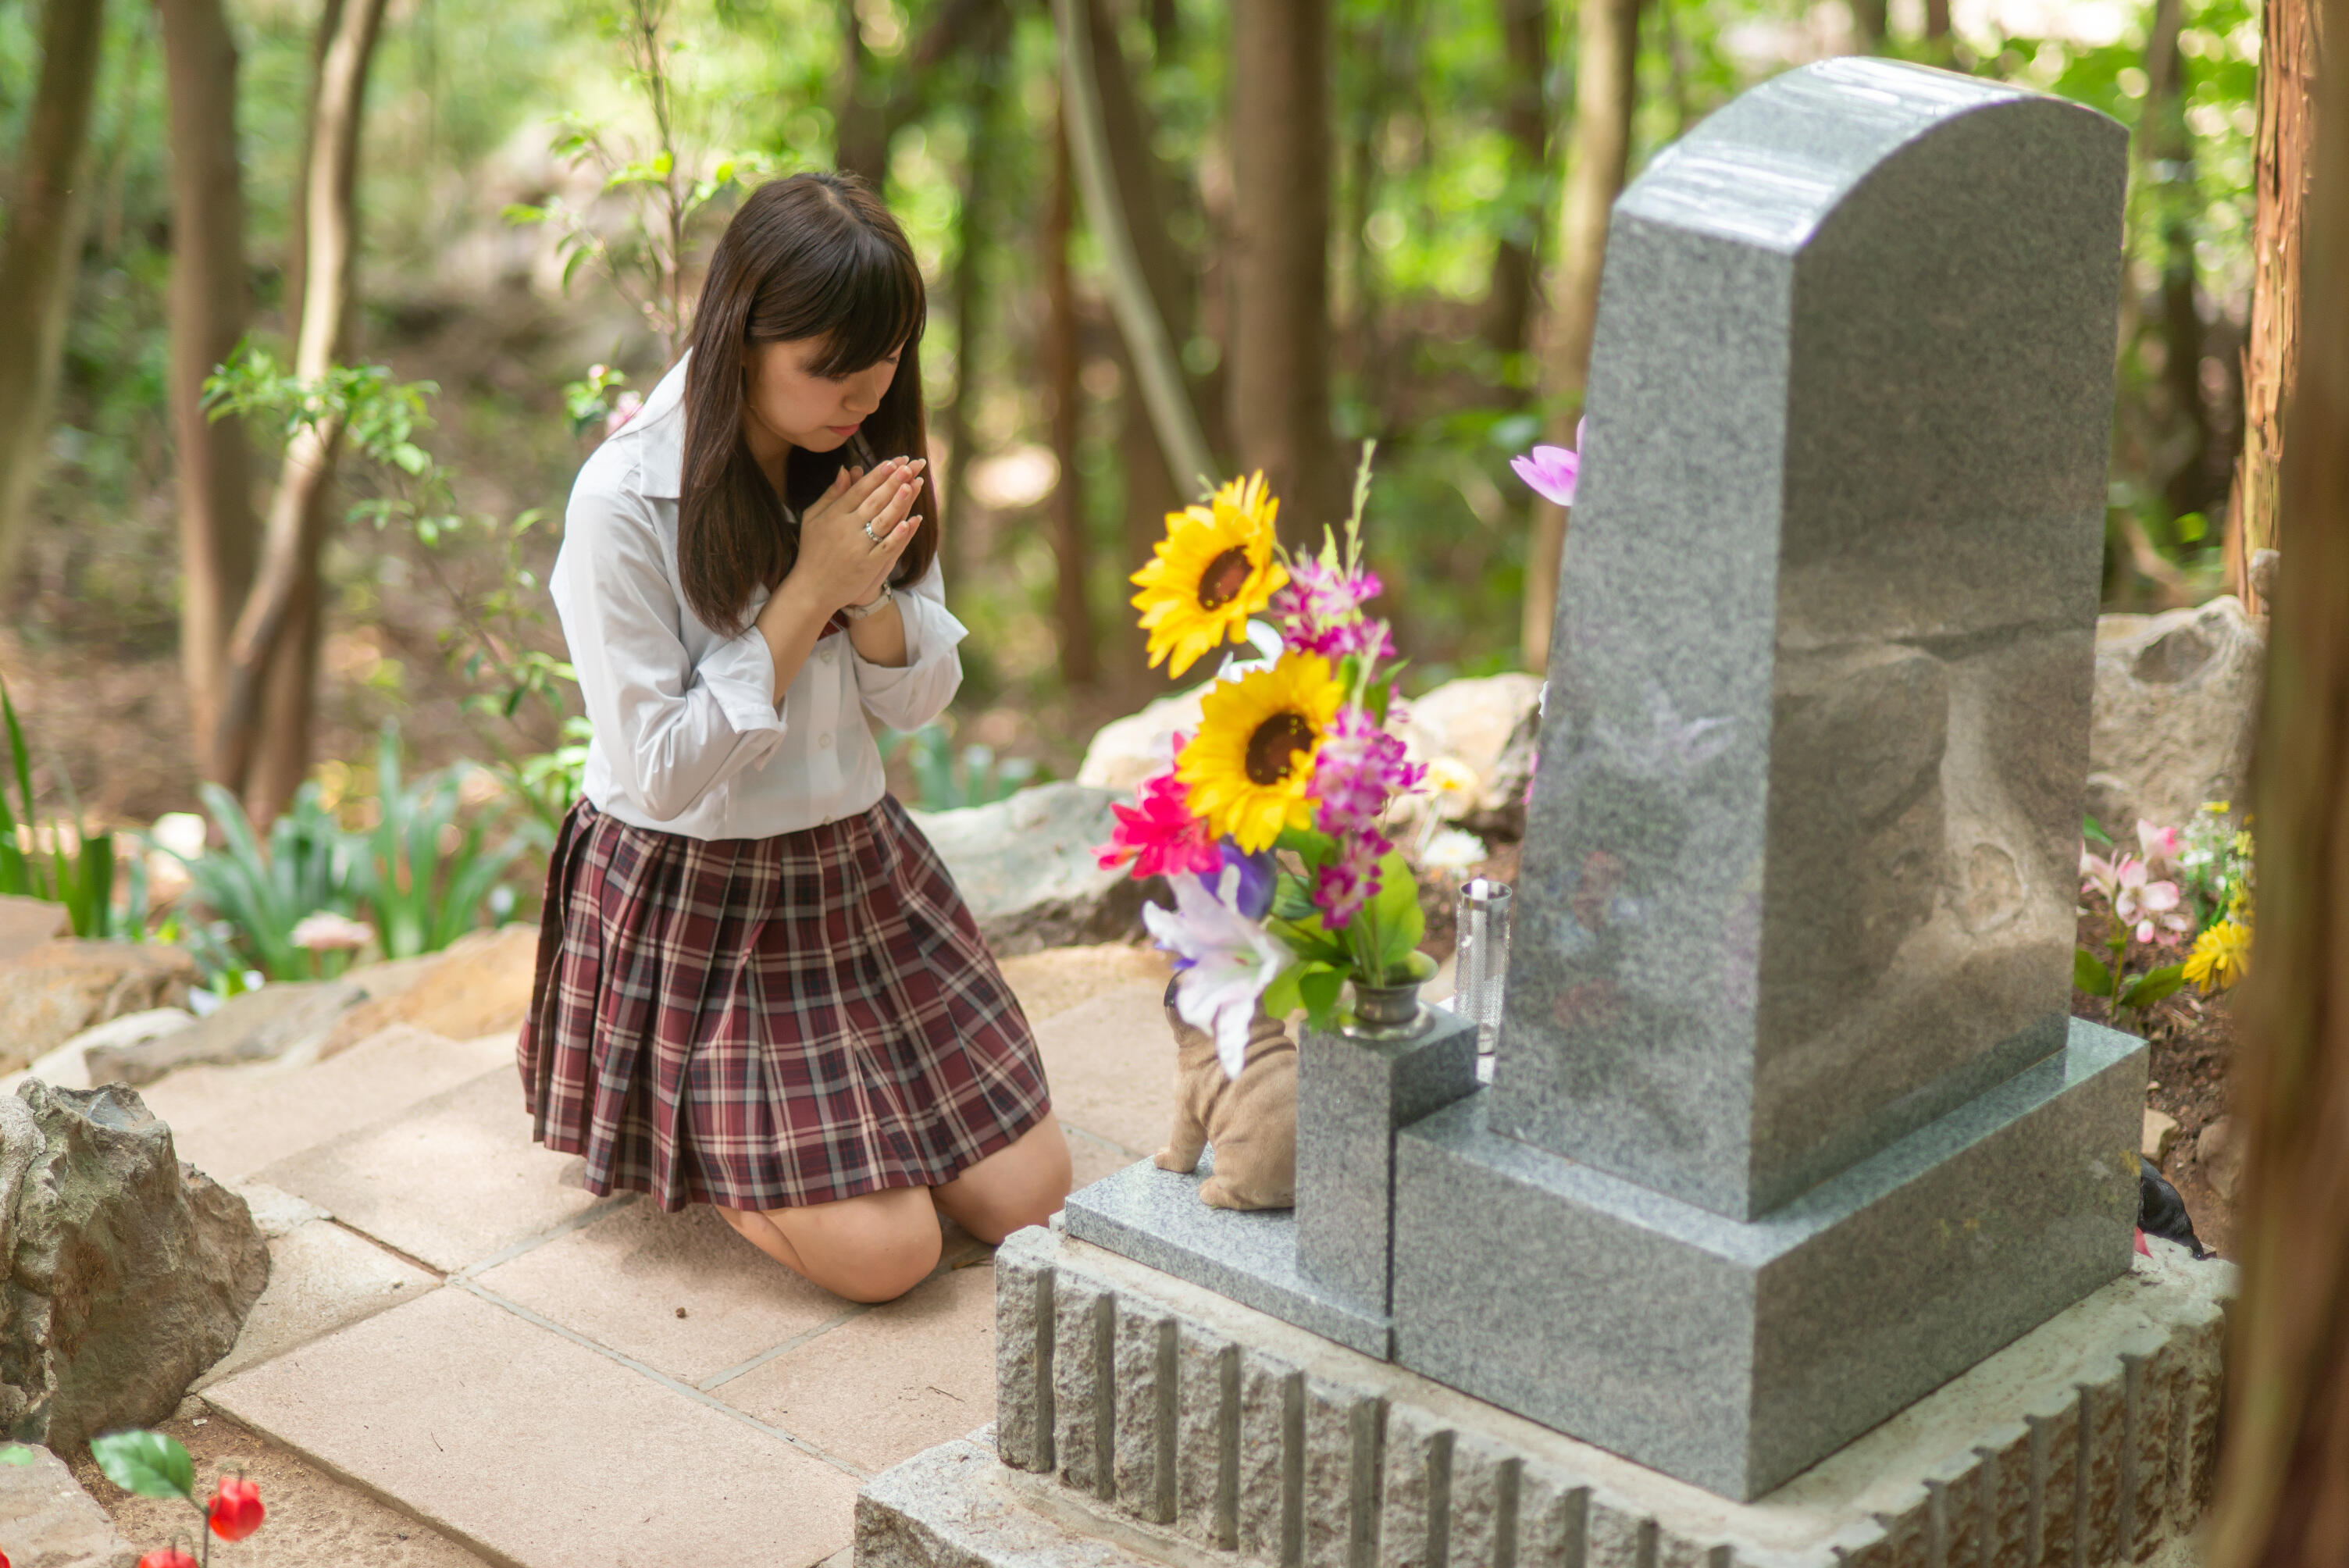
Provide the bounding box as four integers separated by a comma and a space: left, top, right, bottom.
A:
129, 941, 1177, 1568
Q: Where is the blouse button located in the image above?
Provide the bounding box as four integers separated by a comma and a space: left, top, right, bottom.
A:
818, 732, 834, 750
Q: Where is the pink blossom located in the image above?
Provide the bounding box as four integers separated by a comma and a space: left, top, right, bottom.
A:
1097, 768, 1221, 879
605, 390, 645, 437
1307, 707, 1424, 927
2087, 851, 2190, 944
1510, 420, 1587, 508
1271, 561, 1395, 663
2136, 819, 2181, 868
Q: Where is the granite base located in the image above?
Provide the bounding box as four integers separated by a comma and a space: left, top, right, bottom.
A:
1392, 1017, 2148, 1499
1062, 1151, 1388, 1359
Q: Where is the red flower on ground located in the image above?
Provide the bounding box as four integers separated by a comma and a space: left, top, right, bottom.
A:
208, 1475, 266, 1541
137, 1551, 198, 1568
1096, 767, 1220, 879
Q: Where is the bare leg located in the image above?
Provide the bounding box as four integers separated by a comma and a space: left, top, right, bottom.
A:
932, 1114, 1074, 1245
715, 1185, 943, 1303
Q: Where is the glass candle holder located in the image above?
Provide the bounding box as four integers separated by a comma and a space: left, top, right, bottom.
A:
1454, 878, 1513, 1053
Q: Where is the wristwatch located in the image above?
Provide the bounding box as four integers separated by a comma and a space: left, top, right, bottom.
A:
843, 583, 894, 622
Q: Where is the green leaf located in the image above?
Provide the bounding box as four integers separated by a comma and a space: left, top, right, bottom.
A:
1299, 966, 1346, 1028
501, 202, 548, 225
2083, 815, 2112, 847
91, 1429, 195, 1500
2119, 964, 2187, 1010
0, 1442, 35, 1465
2073, 946, 2115, 997
1260, 963, 1304, 1021
1274, 824, 1337, 864
1369, 850, 1426, 968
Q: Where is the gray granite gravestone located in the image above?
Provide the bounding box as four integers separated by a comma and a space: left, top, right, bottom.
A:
1390, 55, 2142, 1498
1064, 55, 2144, 1506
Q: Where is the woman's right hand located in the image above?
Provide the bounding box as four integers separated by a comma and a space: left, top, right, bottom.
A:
790, 455, 924, 613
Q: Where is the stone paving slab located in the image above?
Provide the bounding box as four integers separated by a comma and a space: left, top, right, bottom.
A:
254, 1066, 604, 1272
1031, 983, 1176, 1163
0, 1442, 134, 1568
194, 1219, 438, 1391
141, 1025, 516, 1183
475, 1198, 853, 1386
205, 1284, 862, 1568
721, 1262, 1000, 1475
993, 943, 1172, 1026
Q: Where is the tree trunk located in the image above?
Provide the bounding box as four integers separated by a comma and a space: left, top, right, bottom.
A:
1523, 0, 1641, 671
215, 0, 388, 818
282, 0, 345, 339
940, 4, 1008, 590
2144, 0, 2217, 522
1227, 0, 1338, 540
1053, 0, 1215, 495
2204, 1, 2349, 1556
835, 0, 890, 189
1850, 0, 1887, 51
2224, 0, 2320, 613
1481, 0, 1549, 361
1043, 111, 1096, 690
0, 0, 108, 595
157, 0, 261, 779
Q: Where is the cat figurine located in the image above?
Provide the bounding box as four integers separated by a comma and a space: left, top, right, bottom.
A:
1154, 977, 1298, 1210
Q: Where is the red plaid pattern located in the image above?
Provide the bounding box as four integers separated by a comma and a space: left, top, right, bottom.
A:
518, 795, 1051, 1211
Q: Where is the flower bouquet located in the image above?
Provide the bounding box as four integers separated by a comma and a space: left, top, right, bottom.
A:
1097, 449, 1435, 1077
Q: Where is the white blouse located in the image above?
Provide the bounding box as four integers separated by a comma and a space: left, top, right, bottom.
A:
551, 355, 968, 841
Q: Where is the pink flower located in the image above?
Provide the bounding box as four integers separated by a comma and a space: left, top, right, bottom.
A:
1097, 768, 1221, 879
1271, 561, 1395, 663
1510, 420, 1586, 508
2091, 853, 2190, 944
2136, 819, 2181, 868
605, 390, 645, 437
1307, 707, 1425, 927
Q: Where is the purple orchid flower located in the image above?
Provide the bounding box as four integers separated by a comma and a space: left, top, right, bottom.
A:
1510, 419, 1587, 508
1220, 842, 1278, 921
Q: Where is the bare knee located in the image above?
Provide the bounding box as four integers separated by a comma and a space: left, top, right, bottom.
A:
941, 1121, 1073, 1244
780, 1193, 943, 1303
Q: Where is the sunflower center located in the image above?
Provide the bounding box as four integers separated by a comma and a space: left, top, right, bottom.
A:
1245, 711, 1317, 786
1196, 548, 1254, 611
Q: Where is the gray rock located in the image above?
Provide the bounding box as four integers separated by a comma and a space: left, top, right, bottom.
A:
0, 1441, 137, 1568
83, 978, 365, 1087
2087, 595, 2265, 832
0, 895, 70, 965
1400, 673, 1545, 843
1076, 687, 1209, 796
911, 784, 1157, 957
0, 941, 198, 1075
0, 1080, 269, 1452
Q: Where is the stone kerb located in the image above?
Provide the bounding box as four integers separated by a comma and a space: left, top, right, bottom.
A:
868, 1224, 2235, 1568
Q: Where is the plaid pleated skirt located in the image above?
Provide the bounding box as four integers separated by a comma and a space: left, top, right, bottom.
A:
517, 793, 1052, 1212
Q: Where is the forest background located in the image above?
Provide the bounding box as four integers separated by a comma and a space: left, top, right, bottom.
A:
0, 0, 2276, 833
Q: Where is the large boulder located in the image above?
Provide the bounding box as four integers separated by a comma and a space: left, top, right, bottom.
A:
2087, 595, 2265, 831
0, 942, 198, 1075
911, 783, 1153, 957
1399, 672, 1544, 841
84, 979, 364, 1087
0, 896, 70, 965
314, 924, 543, 1059
0, 1441, 135, 1568
1075, 686, 1209, 794
0, 1082, 269, 1452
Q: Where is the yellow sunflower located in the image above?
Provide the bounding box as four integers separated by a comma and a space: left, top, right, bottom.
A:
1129, 472, 1289, 677
1177, 652, 1344, 853
2183, 918, 2251, 993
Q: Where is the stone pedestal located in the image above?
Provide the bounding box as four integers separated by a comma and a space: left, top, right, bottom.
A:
855, 1224, 2233, 1568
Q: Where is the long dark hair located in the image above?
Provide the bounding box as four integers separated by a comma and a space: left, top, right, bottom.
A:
677, 173, 940, 636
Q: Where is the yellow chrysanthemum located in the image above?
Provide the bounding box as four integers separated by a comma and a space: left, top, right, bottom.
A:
1129, 472, 1289, 677
2183, 918, 2251, 993
1177, 653, 1344, 853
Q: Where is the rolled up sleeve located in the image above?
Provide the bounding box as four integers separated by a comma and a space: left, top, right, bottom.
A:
851, 558, 967, 733
554, 486, 786, 822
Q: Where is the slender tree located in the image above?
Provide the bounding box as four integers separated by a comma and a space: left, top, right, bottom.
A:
940, 0, 1011, 590
0, 0, 109, 593
1228, 0, 1338, 539
2224, 0, 2320, 614
214, 0, 389, 817
157, 0, 262, 778
1043, 110, 1096, 690
1481, 0, 1549, 362
2143, 0, 2218, 521
835, 0, 890, 189
1524, 0, 1642, 670
2205, 0, 2349, 1554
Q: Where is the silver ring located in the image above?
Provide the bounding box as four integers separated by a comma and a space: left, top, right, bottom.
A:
862, 520, 882, 544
